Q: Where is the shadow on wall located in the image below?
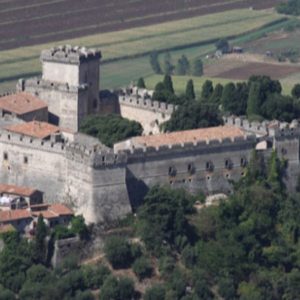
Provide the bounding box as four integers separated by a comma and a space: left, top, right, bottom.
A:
125, 168, 149, 211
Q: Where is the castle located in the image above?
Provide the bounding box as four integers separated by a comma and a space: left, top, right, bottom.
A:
0, 45, 299, 224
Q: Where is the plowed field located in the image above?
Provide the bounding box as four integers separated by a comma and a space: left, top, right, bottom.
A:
0, 0, 285, 50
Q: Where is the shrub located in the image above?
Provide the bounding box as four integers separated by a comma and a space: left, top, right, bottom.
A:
104, 236, 133, 269
100, 275, 135, 300
132, 256, 153, 280
144, 284, 166, 300
82, 264, 111, 289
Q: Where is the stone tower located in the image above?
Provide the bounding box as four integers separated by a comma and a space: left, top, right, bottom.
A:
17, 45, 101, 132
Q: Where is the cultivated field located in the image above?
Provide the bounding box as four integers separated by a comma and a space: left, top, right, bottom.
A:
0, 0, 285, 50
0, 9, 284, 93
215, 62, 300, 80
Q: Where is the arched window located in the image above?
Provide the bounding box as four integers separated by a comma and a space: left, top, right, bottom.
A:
206, 161, 214, 172
240, 156, 247, 167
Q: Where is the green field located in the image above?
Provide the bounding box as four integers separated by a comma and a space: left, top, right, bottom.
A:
0, 9, 283, 93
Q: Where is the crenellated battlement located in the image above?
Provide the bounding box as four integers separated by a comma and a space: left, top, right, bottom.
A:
41, 45, 101, 65
17, 78, 88, 93
0, 130, 67, 154
119, 95, 176, 115
118, 134, 256, 158
65, 143, 128, 168
224, 116, 300, 138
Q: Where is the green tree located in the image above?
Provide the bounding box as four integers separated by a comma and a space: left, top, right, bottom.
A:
163, 52, 174, 75
33, 214, 47, 264
209, 83, 223, 104
201, 80, 214, 100
163, 75, 175, 94
175, 55, 190, 75
71, 215, 89, 240
149, 51, 162, 74
100, 276, 135, 300
80, 114, 143, 147
163, 101, 223, 132
247, 82, 262, 118
144, 284, 166, 300
185, 79, 195, 100
132, 256, 153, 280
191, 58, 204, 76
104, 236, 133, 269
221, 82, 236, 113
215, 39, 230, 53
137, 186, 195, 253
137, 77, 146, 89
292, 83, 300, 98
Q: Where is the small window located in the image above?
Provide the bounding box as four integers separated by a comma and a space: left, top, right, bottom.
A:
187, 163, 195, 174
225, 159, 232, 170
24, 156, 28, 164
240, 157, 247, 167
206, 161, 214, 172
168, 166, 176, 177
3, 152, 8, 161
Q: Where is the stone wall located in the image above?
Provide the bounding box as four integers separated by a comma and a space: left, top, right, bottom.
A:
124, 135, 257, 206
118, 95, 176, 134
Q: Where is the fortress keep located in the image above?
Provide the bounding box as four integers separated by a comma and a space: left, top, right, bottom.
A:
0, 45, 299, 224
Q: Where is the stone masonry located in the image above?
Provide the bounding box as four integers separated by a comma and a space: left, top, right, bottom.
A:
0, 45, 299, 224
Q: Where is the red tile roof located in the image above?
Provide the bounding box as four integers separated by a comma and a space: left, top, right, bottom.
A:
0, 183, 38, 197
0, 92, 47, 115
5, 121, 60, 139
130, 126, 245, 148
31, 204, 73, 220
0, 209, 31, 222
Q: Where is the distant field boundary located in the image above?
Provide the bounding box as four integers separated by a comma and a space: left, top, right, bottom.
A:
101, 17, 288, 64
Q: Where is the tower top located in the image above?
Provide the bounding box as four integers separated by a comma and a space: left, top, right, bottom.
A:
41, 45, 101, 65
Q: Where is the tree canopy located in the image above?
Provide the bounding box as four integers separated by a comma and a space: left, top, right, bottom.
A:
80, 114, 143, 147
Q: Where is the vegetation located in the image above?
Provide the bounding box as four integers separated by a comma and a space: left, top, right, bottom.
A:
277, 0, 300, 15
215, 38, 230, 53
0, 9, 282, 93
80, 114, 143, 147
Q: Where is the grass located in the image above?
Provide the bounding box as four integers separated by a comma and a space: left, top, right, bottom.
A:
0, 9, 282, 93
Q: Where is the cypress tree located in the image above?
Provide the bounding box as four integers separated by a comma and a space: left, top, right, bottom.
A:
192, 58, 203, 76
221, 82, 236, 113
247, 82, 262, 118
137, 77, 146, 89
185, 79, 195, 100
149, 52, 162, 74
292, 83, 300, 98
210, 83, 223, 104
163, 52, 174, 75
175, 58, 185, 76
33, 214, 47, 264
201, 80, 213, 100
163, 75, 174, 94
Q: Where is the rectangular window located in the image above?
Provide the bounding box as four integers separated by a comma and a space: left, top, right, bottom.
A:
24, 156, 28, 164
3, 152, 8, 161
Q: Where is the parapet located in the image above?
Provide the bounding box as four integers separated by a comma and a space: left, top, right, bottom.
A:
41, 45, 101, 65
223, 115, 300, 139
118, 134, 256, 158
17, 77, 88, 93
65, 142, 128, 168
0, 129, 67, 154
119, 95, 177, 115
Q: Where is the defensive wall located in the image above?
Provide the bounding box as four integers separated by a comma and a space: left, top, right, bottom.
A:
118, 91, 176, 135
119, 134, 257, 207
0, 127, 130, 224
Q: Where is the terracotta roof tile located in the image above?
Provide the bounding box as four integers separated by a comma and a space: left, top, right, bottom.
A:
49, 204, 73, 216
0, 183, 38, 197
130, 126, 245, 148
0, 209, 32, 222
0, 92, 47, 115
5, 121, 60, 139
